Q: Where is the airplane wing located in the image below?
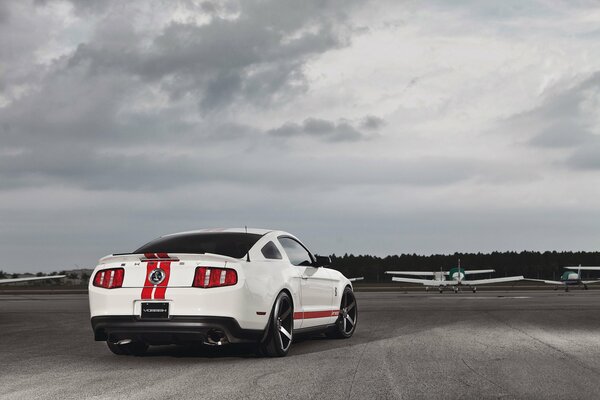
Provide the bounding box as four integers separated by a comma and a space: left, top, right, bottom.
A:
524, 278, 564, 285
385, 271, 436, 276
0, 275, 66, 284
461, 276, 524, 286
581, 280, 600, 285
463, 269, 495, 275
564, 266, 600, 270
391, 277, 458, 287
348, 277, 364, 282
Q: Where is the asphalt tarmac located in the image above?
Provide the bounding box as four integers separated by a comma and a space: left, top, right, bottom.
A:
2, 290, 600, 399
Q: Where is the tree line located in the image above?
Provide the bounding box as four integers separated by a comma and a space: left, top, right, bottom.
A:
328, 251, 600, 282
2, 250, 600, 284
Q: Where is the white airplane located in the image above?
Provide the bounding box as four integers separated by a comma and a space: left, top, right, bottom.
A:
525, 265, 600, 292
0, 275, 66, 285
385, 260, 524, 293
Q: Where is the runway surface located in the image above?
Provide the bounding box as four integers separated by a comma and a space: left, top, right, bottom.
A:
2, 290, 600, 399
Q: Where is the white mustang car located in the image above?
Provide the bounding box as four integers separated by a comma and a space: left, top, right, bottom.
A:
89, 228, 357, 357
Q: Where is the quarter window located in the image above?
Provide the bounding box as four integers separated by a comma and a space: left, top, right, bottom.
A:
278, 237, 313, 266
261, 241, 282, 260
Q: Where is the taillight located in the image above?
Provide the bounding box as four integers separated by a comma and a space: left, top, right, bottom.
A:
93, 268, 124, 289
193, 267, 237, 288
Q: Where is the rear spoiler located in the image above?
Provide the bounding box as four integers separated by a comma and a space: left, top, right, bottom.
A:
112, 252, 180, 262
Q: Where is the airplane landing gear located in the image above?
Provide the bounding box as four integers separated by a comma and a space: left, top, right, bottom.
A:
472, 287, 477, 293
453, 287, 458, 294
565, 286, 569, 292
438, 288, 443, 294
584, 284, 588, 290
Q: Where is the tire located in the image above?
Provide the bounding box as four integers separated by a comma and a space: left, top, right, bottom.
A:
107, 340, 148, 356
259, 291, 294, 357
327, 287, 357, 339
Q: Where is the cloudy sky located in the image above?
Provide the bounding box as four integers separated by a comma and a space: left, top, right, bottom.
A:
1, 0, 600, 272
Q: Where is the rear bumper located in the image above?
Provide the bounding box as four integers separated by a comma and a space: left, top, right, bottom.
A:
91, 316, 263, 345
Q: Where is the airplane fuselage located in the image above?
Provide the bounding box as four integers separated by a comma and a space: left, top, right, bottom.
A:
561, 272, 579, 284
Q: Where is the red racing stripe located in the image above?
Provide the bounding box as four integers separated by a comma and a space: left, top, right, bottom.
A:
153, 261, 171, 299
293, 310, 339, 320
141, 261, 157, 299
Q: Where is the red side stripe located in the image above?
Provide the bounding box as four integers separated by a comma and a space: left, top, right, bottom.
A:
153, 261, 171, 300
293, 310, 339, 320
144, 253, 157, 259
156, 252, 169, 259
141, 261, 157, 299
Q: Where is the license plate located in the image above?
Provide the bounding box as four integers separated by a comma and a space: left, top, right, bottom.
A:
141, 302, 169, 319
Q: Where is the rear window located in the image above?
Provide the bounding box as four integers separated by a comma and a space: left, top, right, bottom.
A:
134, 232, 262, 259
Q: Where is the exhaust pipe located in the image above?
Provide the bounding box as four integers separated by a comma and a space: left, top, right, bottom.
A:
204, 329, 228, 346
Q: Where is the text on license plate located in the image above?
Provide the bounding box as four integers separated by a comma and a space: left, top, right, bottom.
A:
141, 302, 169, 319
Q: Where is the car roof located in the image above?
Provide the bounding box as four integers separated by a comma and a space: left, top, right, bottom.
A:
161, 228, 279, 237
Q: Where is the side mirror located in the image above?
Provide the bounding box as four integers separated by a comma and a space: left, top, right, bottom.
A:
314, 255, 331, 267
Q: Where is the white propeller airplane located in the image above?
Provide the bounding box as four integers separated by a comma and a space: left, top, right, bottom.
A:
385, 260, 524, 293
0, 275, 65, 285
525, 265, 600, 292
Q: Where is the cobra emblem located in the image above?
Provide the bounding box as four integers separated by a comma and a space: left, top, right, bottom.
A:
148, 268, 166, 285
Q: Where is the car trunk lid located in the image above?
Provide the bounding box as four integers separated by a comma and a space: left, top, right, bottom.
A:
97, 252, 241, 291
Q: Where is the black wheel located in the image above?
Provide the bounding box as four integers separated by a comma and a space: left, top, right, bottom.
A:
327, 287, 357, 339
472, 287, 477, 293
584, 285, 588, 290
260, 291, 294, 357
107, 340, 148, 356
565, 286, 569, 292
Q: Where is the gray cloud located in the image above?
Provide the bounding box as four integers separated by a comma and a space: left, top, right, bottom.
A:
0, 0, 366, 196
360, 115, 386, 131
268, 117, 378, 142
0, 143, 503, 191
0, 0, 368, 196
528, 122, 593, 148
510, 72, 600, 169
2, 0, 600, 271
58, 0, 356, 110
0, 2, 9, 24
566, 142, 600, 170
